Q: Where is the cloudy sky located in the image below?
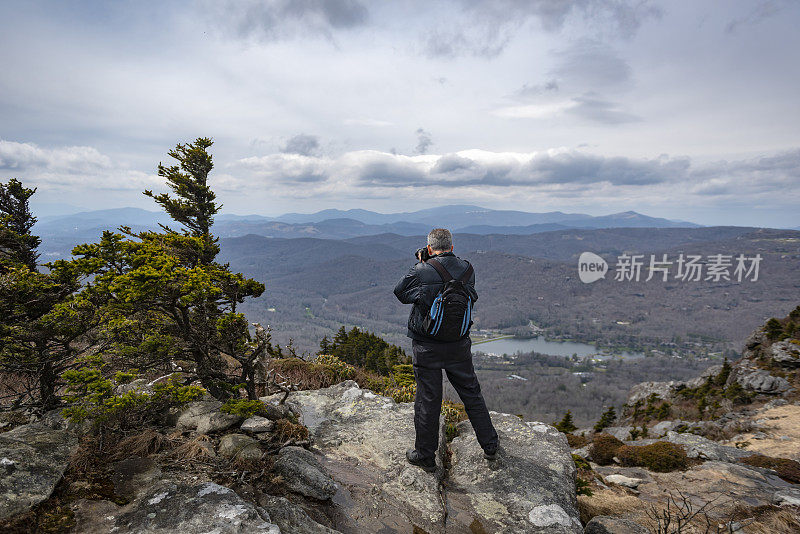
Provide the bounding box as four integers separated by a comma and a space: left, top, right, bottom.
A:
1, 0, 798, 227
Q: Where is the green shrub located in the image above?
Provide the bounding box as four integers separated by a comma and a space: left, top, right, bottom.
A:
616, 442, 688, 472
589, 434, 624, 465
113, 370, 138, 385
315, 354, 356, 381
572, 453, 591, 471
442, 401, 468, 441
62, 367, 205, 430
221, 399, 268, 418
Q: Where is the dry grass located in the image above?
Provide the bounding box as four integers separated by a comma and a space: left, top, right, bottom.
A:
577, 487, 644, 525
109, 428, 169, 461
273, 418, 310, 443
738, 507, 800, 534
170, 434, 216, 461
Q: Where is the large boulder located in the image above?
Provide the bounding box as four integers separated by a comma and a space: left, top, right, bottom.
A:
218, 433, 262, 461
732, 368, 791, 395
627, 381, 680, 404
258, 495, 341, 533
263, 381, 447, 533
176, 400, 242, 434
584, 515, 647, 534
770, 341, 800, 368
447, 412, 582, 534
94, 480, 281, 533
665, 431, 751, 462
274, 446, 337, 500
0, 417, 78, 520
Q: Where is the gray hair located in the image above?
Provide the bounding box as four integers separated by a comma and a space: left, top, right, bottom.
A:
427, 228, 453, 252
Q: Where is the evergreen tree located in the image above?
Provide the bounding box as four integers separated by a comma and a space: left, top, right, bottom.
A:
0, 178, 40, 272
319, 335, 331, 355
70, 138, 266, 399
554, 410, 577, 434
0, 179, 90, 409
593, 406, 617, 433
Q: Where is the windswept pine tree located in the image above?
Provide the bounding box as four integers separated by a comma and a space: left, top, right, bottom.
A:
0, 178, 92, 410
0, 178, 40, 272
68, 138, 267, 399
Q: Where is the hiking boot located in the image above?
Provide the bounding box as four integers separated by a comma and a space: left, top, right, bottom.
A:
483, 444, 498, 460
406, 449, 436, 472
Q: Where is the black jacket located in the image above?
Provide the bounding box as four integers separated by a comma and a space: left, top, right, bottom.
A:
393, 251, 478, 343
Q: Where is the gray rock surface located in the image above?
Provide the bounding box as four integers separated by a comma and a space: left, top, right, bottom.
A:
648, 420, 702, 438
242, 415, 275, 433
665, 431, 751, 462
447, 412, 582, 533
274, 446, 337, 500
601, 426, 634, 441
604, 474, 642, 488
258, 495, 341, 533
773, 488, 800, 506
627, 381, 680, 404
733, 367, 791, 394
218, 433, 262, 461
265, 381, 447, 533
770, 341, 800, 368
175, 399, 242, 434
0, 417, 78, 520
584, 515, 647, 534
111, 481, 280, 533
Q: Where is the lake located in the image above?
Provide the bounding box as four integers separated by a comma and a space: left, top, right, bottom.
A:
473, 335, 645, 360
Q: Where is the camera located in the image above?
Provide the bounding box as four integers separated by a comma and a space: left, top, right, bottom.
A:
415, 247, 430, 262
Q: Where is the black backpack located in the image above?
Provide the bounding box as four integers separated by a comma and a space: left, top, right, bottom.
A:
422, 258, 474, 342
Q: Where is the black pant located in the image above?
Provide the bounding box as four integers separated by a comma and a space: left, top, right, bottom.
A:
411, 338, 499, 459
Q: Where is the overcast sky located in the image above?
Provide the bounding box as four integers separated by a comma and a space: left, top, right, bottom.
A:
1, 0, 799, 227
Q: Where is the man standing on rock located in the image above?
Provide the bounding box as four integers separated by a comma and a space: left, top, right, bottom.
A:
394, 228, 499, 472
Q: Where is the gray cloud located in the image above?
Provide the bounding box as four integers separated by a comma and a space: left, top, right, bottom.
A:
550, 39, 632, 91
566, 94, 641, 124
206, 0, 368, 41
238, 147, 800, 202
281, 134, 321, 156
512, 80, 560, 100
415, 128, 433, 155
726, 1, 785, 33
422, 0, 661, 59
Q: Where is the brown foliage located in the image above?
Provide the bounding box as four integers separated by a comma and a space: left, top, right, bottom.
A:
740, 454, 800, 484
617, 442, 688, 472
567, 433, 588, 448
588, 433, 624, 465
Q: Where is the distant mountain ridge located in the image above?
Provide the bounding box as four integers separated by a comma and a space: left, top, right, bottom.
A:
34, 205, 701, 247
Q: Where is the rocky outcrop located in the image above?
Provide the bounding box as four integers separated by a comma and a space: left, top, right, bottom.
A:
264, 380, 581, 533
584, 515, 647, 534
770, 341, 800, 368
447, 413, 582, 533
85, 480, 282, 533
218, 433, 262, 461
273, 446, 337, 501
663, 431, 752, 462
0, 413, 78, 520
730, 366, 791, 394
176, 400, 242, 434
264, 380, 447, 533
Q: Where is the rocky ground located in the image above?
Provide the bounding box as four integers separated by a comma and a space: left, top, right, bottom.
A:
0, 380, 583, 533
571, 315, 800, 533
2, 311, 799, 533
